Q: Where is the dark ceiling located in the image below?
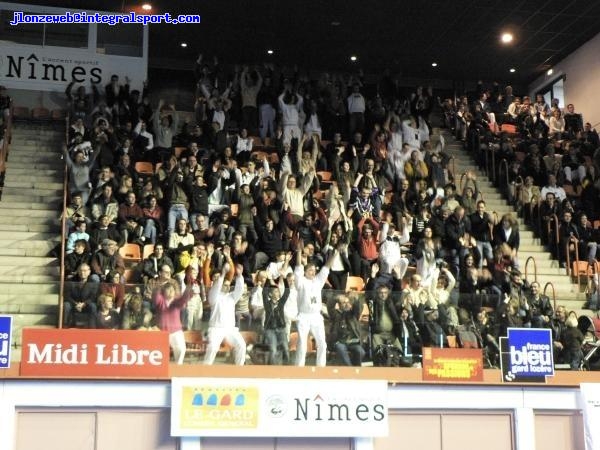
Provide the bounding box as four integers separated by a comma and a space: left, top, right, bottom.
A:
10, 0, 600, 84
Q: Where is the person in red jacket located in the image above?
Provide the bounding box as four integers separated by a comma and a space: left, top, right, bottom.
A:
154, 282, 193, 364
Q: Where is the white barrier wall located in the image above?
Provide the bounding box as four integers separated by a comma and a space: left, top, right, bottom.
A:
0, 380, 587, 450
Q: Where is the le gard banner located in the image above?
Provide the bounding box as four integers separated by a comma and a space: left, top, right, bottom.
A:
171, 378, 388, 437
20, 328, 170, 378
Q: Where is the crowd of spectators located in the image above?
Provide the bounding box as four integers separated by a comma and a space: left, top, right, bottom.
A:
57, 59, 600, 370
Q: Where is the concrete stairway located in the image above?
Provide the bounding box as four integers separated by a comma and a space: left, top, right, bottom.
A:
0, 122, 64, 346
443, 132, 586, 311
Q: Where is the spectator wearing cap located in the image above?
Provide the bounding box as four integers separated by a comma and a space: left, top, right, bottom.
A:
91, 239, 125, 283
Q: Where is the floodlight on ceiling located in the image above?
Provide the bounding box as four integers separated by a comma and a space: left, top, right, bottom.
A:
141, 3, 152, 11
547, 68, 554, 76
180, 42, 187, 48
509, 68, 516, 73
267, 49, 274, 55
431, 62, 438, 67
350, 55, 357, 62
501, 32, 513, 44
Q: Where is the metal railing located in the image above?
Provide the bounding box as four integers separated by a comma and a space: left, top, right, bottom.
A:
448, 155, 456, 184
58, 114, 69, 328
565, 238, 581, 284
524, 256, 538, 284
548, 214, 560, 259
498, 158, 510, 199
543, 282, 557, 312
0, 105, 13, 197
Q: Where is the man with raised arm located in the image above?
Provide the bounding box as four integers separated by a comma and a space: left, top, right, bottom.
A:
294, 239, 336, 367
203, 247, 247, 366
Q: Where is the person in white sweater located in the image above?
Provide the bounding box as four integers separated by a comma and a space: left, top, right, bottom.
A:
203, 259, 247, 366
293, 240, 336, 367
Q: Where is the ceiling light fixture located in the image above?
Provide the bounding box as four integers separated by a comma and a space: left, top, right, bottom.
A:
501, 32, 513, 43
547, 68, 554, 76
350, 55, 357, 62
509, 68, 516, 73
431, 62, 438, 67
180, 42, 187, 48
267, 49, 274, 55
141, 3, 152, 11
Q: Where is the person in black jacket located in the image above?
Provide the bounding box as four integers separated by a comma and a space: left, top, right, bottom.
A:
577, 214, 598, 265
444, 205, 472, 277
65, 239, 92, 281
262, 285, 290, 365
63, 263, 99, 328
328, 294, 365, 366
469, 200, 494, 268
398, 306, 423, 359
186, 174, 209, 231
368, 285, 402, 351
141, 243, 175, 282
414, 304, 449, 348
253, 213, 287, 268
557, 210, 579, 268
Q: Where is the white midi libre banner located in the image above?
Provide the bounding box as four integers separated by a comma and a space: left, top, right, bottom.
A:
580, 383, 600, 450
171, 378, 388, 437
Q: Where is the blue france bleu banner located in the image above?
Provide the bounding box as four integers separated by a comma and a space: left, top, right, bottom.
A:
0, 315, 12, 369
500, 328, 554, 383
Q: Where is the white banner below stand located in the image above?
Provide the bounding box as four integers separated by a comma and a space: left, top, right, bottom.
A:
580, 383, 600, 450
171, 378, 388, 438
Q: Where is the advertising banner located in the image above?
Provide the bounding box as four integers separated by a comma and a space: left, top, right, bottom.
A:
422, 347, 484, 382
21, 328, 170, 378
0, 43, 146, 92
499, 328, 554, 383
580, 383, 600, 450
0, 315, 12, 369
171, 378, 388, 437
